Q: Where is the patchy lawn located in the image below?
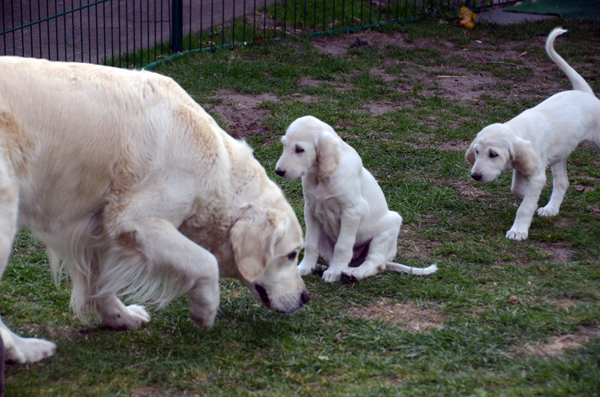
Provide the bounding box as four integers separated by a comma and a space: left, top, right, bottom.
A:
3, 16, 600, 396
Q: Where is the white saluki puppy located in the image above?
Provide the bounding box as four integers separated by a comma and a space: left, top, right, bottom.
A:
0, 56, 308, 364
466, 27, 600, 241
275, 116, 438, 282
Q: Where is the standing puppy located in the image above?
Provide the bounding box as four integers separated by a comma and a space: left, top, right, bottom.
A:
275, 116, 437, 282
466, 28, 600, 241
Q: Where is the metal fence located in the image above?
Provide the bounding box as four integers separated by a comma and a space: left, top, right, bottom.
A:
1, 0, 515, 69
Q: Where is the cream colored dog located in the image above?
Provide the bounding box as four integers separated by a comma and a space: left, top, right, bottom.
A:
275, 116, 438, 282
466, 28, 600, 241
0, 56, 309, 364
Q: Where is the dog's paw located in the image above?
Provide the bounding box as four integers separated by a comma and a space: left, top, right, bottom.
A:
506, 229, 528, 241
2, 329, 57, 364
297, 260, 316, 276
126, 304, 151, 325
537, 206, 559, 217
102, 304, 151, 330
189, 307, 217, 331
342, 266, 376, 281
322, 268, 343, 282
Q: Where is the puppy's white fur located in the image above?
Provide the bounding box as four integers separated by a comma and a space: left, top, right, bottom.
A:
466, 28, 600, 241
0, 56, 308, 364
275, 116, 437, 282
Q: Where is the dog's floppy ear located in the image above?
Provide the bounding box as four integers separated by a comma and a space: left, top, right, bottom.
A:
316, 132, 340, 179
465, 140, 477, 165
510, 138, 538, 179
230, 206, 285, 282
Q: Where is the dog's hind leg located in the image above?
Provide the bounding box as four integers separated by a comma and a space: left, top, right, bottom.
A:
0, 153, 56, 363
93, 295, 151, 331
537, 160, 569, 217
340, 212, 402, 280
511, 169, 527, 200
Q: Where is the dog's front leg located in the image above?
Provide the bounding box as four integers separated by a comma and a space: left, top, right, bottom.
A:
298, 203, 322, 276
322, 211, 361, 282
506, 173, 546, 241
102, 217, 220, 331
537, 160, 569, 217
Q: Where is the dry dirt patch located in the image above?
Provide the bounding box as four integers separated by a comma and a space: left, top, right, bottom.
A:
208, 89, 278, 139
538, 244, 577, 263
348, 297, 445, 332
457, 180, 492, 200
511, 326, 600, 358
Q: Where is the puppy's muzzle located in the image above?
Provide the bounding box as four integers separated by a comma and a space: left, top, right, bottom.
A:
275, 168, 286, 177
471, 173, 482, 181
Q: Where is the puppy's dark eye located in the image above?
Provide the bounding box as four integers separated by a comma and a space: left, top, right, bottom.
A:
287, 251, 297, 260
489, 151, 498, 158
475, 149, 479, 154
295, 145, 305, 154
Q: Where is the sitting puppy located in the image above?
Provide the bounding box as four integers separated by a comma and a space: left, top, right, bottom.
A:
275, 116, 438, 282
466, 27, 600, 241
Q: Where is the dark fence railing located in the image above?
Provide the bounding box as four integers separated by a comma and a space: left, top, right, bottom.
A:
0, 0, 516, 69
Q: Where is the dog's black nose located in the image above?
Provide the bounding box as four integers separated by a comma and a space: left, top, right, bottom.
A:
275, 168, 286, 177
471, 173, 482, 181
301, 290, 310, 305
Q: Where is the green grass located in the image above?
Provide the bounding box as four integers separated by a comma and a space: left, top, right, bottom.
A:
4, 17, 600, 396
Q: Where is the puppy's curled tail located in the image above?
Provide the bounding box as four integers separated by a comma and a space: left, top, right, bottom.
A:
385, 262, 438, 276
546, 27, 594, 95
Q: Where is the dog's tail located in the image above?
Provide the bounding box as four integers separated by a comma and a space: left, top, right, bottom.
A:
546, 27, 594, 95
385, 262, 438, 276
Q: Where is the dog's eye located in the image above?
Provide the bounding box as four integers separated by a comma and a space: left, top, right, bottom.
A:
295, 145, 305, 154
287, 251, 297, 260
489, 151, 498, 158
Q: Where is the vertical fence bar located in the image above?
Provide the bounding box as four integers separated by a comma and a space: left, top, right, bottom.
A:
232, 0, 236, 47
188, 0, 192, 50
171, 0, 183, 52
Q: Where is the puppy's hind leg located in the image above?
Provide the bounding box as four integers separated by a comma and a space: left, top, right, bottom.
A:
341, 212, 402, 280
537, 160, 569, 217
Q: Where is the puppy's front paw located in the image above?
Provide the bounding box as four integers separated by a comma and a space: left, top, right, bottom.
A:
506, 229, 528, 241
297, 259, 317, 276
322, 268, 343, 282
537, 206, 559, 217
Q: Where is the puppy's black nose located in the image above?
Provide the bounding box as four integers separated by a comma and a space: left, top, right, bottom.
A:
471, 173, 482, 181
275, 168, 286, 177
301, 291, 310, 305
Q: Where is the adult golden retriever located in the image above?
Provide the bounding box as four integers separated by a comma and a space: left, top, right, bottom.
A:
0, 56, 309, 364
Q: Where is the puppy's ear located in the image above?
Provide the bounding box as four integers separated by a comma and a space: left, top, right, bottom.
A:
316, 133, 340, 179
465, 140, 477, 165
230, 208, 284, 282
511, 138, 538, 179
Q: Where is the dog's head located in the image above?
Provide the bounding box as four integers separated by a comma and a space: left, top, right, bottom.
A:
275, 116, 341, 180
466, 124, 537, 183
230, 201, 309, 314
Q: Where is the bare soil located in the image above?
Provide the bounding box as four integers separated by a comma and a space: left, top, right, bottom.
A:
208, 28, 595, 141
347, 297, 445, 332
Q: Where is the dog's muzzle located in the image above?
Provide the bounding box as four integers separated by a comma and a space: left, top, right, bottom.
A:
254, 284, 310, 313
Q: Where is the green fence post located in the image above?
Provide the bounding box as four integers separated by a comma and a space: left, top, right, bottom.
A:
171, 0, 184, 52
